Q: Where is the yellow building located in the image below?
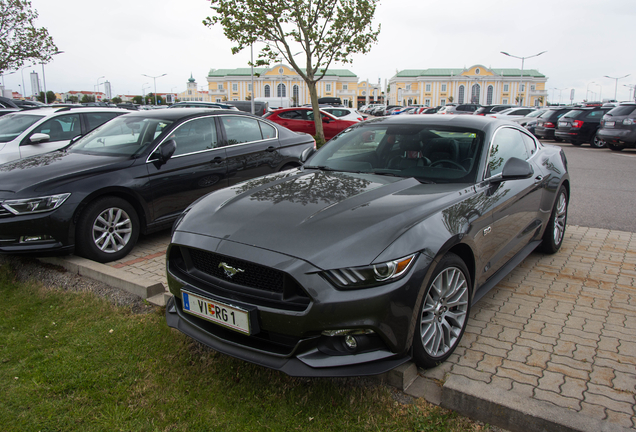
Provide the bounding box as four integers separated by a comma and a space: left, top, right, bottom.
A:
388, 65, 548, 107
176, 74, 209, 102
206, 65, 359, 107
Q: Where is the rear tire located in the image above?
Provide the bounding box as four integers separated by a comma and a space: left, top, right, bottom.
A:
412, 253, 471, 369
75, 197, 140, 263
570, 140, 582, 146
553, 137, 563, 142
590, 132, 606, 149
540, 185, 568, 254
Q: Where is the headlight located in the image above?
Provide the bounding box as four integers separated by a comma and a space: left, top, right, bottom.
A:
323, 254, 417, 289
2, 193, 70, 215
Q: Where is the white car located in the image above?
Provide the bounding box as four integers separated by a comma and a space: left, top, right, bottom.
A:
486, 107, 537, 120
321, 107, 367, 122
0, 107, 129, 164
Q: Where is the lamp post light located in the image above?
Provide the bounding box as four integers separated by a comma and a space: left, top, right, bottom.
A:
142, 83, 151, 105
41, 51, 64, 104
142, 73, 167, 105
604, 74, 630, 101
595, 83, 602, 102
623, 84, 636, 102
501, 50, 547, 106
586, 82, 596, 101
94, 76, 105, 103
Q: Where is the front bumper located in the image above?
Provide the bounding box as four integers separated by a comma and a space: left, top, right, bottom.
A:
164, 231, 431, 377
0, 204, 76, 255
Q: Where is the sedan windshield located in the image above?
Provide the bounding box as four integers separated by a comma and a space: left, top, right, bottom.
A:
69, 116, 173, 156
306, 123, 484, 183
0, 113, 45, 143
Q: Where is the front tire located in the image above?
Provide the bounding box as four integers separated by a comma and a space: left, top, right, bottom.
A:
540, 185, 568, 254
413, 253, 471, 369
590, 132, 606, 149
76, 197, 140, 263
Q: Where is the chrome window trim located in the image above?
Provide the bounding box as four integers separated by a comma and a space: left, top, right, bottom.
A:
145, 116, 218, 163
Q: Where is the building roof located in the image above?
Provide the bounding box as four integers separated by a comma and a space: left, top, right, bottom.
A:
208, 67, 357, 78
396, 68, 545, 78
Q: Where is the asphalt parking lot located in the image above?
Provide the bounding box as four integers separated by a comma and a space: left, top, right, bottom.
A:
41, 139, 636, 432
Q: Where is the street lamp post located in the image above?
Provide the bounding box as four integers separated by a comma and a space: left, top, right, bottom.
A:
586, 82, 596, 101
94, 76, 105, 103
501, 50, 547, 106
604, 74, 630, 101
41, 51, 64, 104
595, 83, 602, 102
623, 84, 636, 102
142, 73, 167, 105
142, 84, 151, 105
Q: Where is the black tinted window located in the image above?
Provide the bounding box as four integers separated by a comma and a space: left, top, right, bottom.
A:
488, 128, 529, 177
32, 114, 81, 141
278, 110, 304, 120
222, 116, 265, 144
85, 112, 122, 131
171, 117, 218, 156
607, 106, 636, 116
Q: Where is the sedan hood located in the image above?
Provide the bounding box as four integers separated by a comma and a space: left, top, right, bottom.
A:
0, 150, 134, 195
177, 169, 470, 270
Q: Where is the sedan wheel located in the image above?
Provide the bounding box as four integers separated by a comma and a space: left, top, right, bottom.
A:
541, 185, 568, 254
590, 133, 606, 149
607, 143, 624, 152
76, 197, 140, 263
413, 253, 470, 368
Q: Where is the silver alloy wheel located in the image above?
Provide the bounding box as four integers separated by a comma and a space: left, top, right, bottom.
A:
553, 191, 567, 246
420, 267, 469, 357
91, 207, 133, 253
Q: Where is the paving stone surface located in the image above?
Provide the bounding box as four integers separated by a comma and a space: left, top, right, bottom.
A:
107, 225, 636, 429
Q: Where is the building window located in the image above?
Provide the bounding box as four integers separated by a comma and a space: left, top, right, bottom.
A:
248, 84, 252, 91
440, 98, 446, 106
277, 83, 286, 97
188, 90, 192, 95
487, 85, 494, 105
531, 85, 535, 91
293, 85, 299, 104
475, 68, 480, 75
264, 85, 270, 98
216, 98, 222, 102
534, 99, 540, 107
441, 84, 447, 92
406, 84, 411, 91
232, 83, 238, 92
326, 83, 332, 92
218, 84, 224, 91
362, 91, 366, 96
233, 98, 238, 101
425, 98, 431, 107
502, 98, 508, 104
408, 98, 413, 105
471, 84, 480, 103
278, 67, 284, 74
503, 84, 509, 92
521, 84, 525, 91
458, 85, 465, 103
425, 83, 431, 92
343, 84, 348, 90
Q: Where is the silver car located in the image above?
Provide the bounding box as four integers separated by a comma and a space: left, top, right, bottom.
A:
0, 107, 129, 164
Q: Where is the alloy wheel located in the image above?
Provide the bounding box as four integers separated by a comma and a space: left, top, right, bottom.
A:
420, 267, 469, 358
92, 207, 133, 253
553, 192, 567, 246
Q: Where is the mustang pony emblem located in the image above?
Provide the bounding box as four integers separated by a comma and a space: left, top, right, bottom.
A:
218, 262, 245, 278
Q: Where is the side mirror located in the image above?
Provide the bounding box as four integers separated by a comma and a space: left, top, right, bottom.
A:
300, 146, 316, 163
322, 116, 331, 123
154, 139, 176, 164
497, 157, 534, 182
29, 133, 50, 144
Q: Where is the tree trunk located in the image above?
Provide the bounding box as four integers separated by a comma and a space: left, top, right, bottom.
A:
307, 82, 325, 144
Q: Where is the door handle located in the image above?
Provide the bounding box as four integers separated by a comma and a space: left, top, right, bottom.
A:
211, 156, 225, 164
266, 146, 277, 152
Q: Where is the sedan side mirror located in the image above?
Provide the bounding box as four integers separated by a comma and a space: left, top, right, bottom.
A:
28, 133, 50, 144
300, 146, 316, 163
153, 139, 176, 164
322, 116, 332, 123
498, 157, 534, 181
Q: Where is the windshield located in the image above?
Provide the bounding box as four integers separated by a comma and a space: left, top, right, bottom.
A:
0, 113, 45, 143
69, 116, 173, 156
526, 110, 545, 118
563, 110, 583, 119
306, 123, 484, 183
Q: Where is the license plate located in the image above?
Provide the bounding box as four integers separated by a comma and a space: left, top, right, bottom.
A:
558, 121, 567, 127
605, 121, 615, 127
181, 290, 251, 334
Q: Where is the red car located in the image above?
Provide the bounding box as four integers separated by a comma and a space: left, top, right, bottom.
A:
263, 107, 357, 140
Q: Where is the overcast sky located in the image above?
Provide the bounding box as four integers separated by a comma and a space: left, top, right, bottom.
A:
4, 0, 636, 103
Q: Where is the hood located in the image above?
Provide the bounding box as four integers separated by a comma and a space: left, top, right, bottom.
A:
0, 150, 134, 195
177, 169, 470, 270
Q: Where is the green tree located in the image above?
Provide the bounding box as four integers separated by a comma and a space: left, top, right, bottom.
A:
132, 95, 143, 104
0, 0, 58, 73
36, 90, 55, 103
80, 94, 95, 103
67, 95, 78, 103
204, 0, 380, 143
111, 96, 122, 104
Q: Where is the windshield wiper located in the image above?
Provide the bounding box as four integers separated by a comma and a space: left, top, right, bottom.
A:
304, 165, 337, 171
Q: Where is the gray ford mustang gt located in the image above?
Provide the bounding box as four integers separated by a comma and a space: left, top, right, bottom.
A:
165, 114, 570, 377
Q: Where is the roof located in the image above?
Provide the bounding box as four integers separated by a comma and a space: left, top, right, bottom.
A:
208, 67, 357, 78
396, 68, 546, 78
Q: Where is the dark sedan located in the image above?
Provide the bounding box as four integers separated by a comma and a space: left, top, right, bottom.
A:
0, 109, 315, 263
534, 107, 572, 142
554, 106, 611, 147
165, 115, 570, 377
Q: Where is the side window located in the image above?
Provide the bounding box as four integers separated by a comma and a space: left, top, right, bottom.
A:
259, 122, 276, 139
278, 110, 303, 120
586, 110, 604, 119
84, 112, 121, 131
487, 128, 529, 177
32, 114, 81, 141
222, 116, 264, 145
520, 132, 538, 156
171, 117, 218, 156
